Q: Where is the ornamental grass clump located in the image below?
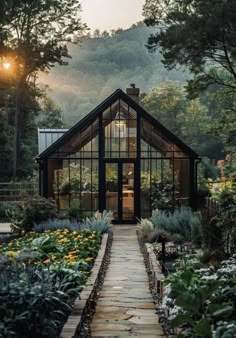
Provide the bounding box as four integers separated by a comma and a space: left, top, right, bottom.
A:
84, 210, 113, 233
151, 206, 202, 245
137, 218, 154, 239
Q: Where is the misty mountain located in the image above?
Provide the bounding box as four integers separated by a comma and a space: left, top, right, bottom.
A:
40, 23, 189, 126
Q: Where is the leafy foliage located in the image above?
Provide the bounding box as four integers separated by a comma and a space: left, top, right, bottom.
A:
0, 228, 101, 273
150, 206, 202, 245
0, 256, 81, 338
0, 0, 87, 177
164, 255, 236, 337
0, 227, 102, 337
143, 0, 236, 93
7, 197, 58, 234
141, 81, 223, 157
84, 210, 113, 234
0, 203, 17, 222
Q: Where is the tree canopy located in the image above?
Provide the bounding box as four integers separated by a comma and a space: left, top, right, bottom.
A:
141, 81, 224, 158
0, 0, 87, 77
0, 0, 86, 177
143, 0, 236, 96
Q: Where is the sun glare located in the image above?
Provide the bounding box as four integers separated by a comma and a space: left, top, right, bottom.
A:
3, 62, 11, 70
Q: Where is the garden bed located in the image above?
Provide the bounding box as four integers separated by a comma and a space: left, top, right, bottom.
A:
0, 226, 108, 338
61, 231, 113, 338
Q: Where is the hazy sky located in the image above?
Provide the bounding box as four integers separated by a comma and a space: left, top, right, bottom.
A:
81, 0, 146, 32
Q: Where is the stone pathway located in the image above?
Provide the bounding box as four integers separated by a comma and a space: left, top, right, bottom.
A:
91, 226, 164, 337
0, 223, 11, 233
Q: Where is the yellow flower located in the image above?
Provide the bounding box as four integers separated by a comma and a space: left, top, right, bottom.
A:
58, 238, 69, 243
85, 257, 94, 262
68, 261, 76, 266
70, 250, 80, 254
64, 254, 74, 259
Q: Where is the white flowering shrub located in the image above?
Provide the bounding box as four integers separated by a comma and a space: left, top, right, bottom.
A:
164, 255, 236, 337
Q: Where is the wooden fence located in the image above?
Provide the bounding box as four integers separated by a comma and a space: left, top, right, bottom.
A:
0, 182, 39, 202
204, 197, 220, 217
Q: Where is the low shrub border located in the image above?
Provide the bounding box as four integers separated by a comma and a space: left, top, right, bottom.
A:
60, 231, 113, 338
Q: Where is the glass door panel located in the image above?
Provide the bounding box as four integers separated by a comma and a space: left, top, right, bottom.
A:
122, 163, 134, 220
105, 163, 118, 219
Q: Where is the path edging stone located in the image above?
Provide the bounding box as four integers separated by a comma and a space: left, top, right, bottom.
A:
60, 231, 113, 338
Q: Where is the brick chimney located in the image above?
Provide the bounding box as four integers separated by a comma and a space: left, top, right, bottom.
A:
126, 84, 140, 103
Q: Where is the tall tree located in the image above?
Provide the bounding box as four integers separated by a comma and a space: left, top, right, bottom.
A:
141, 81, 186, 136
38, 96, 63, 129
0, 0, 87, 177
141, 81, 224, 157
143, 0, 236, 96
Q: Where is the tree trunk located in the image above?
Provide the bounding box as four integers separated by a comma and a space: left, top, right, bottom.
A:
13, 79, 22, 178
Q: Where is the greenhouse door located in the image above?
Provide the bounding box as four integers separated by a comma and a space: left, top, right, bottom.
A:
104, 161, 136, 223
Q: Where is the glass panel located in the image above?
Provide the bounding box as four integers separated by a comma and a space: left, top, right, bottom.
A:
141, 158, 178, 217
103, 99, 137, 158
50, 118, 99, 158
174, 159, 190, 205
122, 163, 134, 220
52, 159, 99, 212
141, 159, 151, 218
105, 163, 118, 219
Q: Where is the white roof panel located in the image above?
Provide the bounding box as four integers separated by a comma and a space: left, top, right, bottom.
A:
38, 129, 68, 155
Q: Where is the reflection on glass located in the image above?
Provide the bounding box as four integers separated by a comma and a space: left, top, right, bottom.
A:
53, 159, 99, 211
122, 163, 134, 220
105, 163, 118, 219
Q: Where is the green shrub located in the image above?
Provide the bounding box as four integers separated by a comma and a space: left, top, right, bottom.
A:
8, 197, 58, 234
165, 255, 236, 337
150, 206, 202, 245
0, 203, 17, 222
147, 228, 172, 243
67, 207, 84, 221
0, 255, 81, 338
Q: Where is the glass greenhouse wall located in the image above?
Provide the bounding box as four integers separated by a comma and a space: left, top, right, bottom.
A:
38, 89, 198, 223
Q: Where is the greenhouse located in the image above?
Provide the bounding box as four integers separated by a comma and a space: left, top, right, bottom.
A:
37, 87, 199, 223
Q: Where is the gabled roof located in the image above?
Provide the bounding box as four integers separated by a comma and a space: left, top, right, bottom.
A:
37, 89, 199, 159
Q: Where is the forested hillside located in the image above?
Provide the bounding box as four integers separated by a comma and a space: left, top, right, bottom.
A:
40, 23, 189, 125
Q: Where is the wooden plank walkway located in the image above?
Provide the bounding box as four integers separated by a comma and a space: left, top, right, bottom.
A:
91, 225, 164, 337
